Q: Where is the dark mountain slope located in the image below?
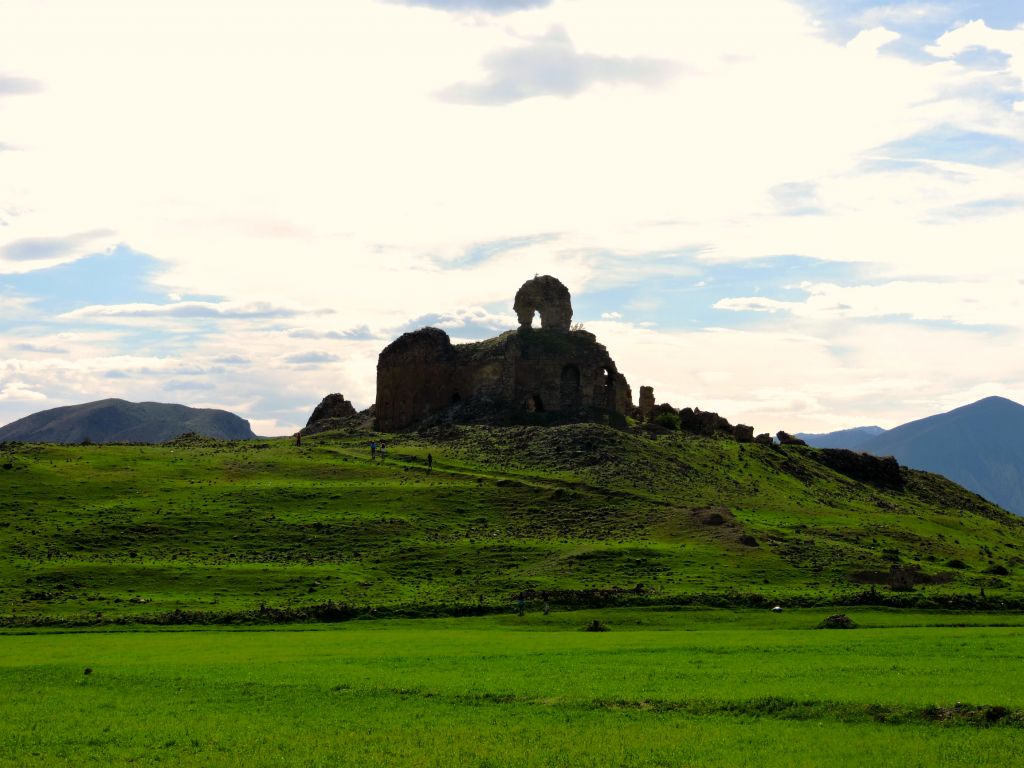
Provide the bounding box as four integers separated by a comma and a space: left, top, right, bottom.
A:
0, 398, 256, 443
859, 397, 1024, 516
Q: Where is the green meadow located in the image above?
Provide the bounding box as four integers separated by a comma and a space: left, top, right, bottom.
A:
3, 426, 1024, 765
2, 425, 1022, 623
3, 608, 1024, 766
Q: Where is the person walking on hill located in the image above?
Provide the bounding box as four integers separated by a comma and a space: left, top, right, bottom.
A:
427, 453, 433, 473
380, 440, 387, 459
370, 440, 377, 460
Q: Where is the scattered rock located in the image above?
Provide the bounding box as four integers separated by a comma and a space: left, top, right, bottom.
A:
818, 614, 857, 629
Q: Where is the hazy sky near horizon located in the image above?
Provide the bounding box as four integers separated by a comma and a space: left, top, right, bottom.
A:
1, 0, 1023, 435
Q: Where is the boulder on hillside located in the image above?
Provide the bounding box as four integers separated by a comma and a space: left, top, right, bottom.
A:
818, 614, 857, 629
306, 394, 356, 426
776, 431, 807, 446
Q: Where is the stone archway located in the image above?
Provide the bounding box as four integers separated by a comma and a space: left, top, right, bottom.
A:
513, 275, 573, 332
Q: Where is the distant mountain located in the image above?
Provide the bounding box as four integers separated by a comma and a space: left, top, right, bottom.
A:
0, 399, 256, 443
797, 426, 886, 450
858, 396, 1024, 516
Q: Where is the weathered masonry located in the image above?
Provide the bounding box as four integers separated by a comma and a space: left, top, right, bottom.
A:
375, 276, 633, 431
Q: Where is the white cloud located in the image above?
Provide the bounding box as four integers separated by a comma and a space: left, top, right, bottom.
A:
590, 318, 1024, 434
928, 19, 1024, 82
0, 0, 1022, 432
58, 300, 313, 321
715, 278, 1024, 328
0, 382, 47, 401
846, 26, 901, 54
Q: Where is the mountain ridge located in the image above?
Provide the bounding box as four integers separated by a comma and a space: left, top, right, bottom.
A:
855, 396, 1024, 516
0, 398, 256, 443
797, 426, 886, 450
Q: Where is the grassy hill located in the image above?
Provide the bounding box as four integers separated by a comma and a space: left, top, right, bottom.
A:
2, 423, 1022, 624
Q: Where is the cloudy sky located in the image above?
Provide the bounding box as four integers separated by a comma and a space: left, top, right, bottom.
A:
1, 0, 1022, 435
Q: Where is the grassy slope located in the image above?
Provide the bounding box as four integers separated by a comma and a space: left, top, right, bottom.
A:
1, 424, 1022, 621
3, 611, 1024, 766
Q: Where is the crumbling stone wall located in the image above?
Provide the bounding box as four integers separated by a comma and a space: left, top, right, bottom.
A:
375, 277, 633, 431
638, 386, 655, 422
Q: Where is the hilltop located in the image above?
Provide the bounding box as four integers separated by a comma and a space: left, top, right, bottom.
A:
2, 422, 1021, 624
0, 398, 257, 444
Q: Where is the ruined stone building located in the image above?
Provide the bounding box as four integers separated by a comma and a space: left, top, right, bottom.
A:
375, 276, 633, 431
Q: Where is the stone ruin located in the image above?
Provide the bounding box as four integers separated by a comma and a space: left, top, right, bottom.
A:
375, 276, 633, 432
306, 393, 355, 426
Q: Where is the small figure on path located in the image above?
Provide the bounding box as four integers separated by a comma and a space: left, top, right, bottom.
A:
380, 440, 387, 459
427, 453, 433, 473
517, 592, 526, 616
370, 440, 377, 460
295, 432, 301, 447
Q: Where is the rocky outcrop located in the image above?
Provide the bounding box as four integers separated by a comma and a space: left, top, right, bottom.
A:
734, 424, 754, 443
375, 277, 633, 431
638, 386, 655, 422
777, 431, 807, 446
754, 433, 773, 445
679, 407, 734, 436
306, 393, 356, 427
513, 275, 573, 332
809, 448, 904, 490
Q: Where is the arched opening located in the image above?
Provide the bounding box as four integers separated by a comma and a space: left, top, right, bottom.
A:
451, 392, 462, 405
602, 366, 615, 408
526, 394, 545, 413
560, 364, 581, 413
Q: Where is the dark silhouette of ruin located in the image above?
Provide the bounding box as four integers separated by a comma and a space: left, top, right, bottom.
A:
375, 276, 633, 431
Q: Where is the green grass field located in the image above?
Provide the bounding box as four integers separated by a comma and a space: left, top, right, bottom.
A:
3, 608, 1024, 766
2, 425, 1022, 624
4, 427, 1024, 765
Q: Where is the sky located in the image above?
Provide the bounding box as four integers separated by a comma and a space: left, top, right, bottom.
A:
1, 0, 1023, 436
